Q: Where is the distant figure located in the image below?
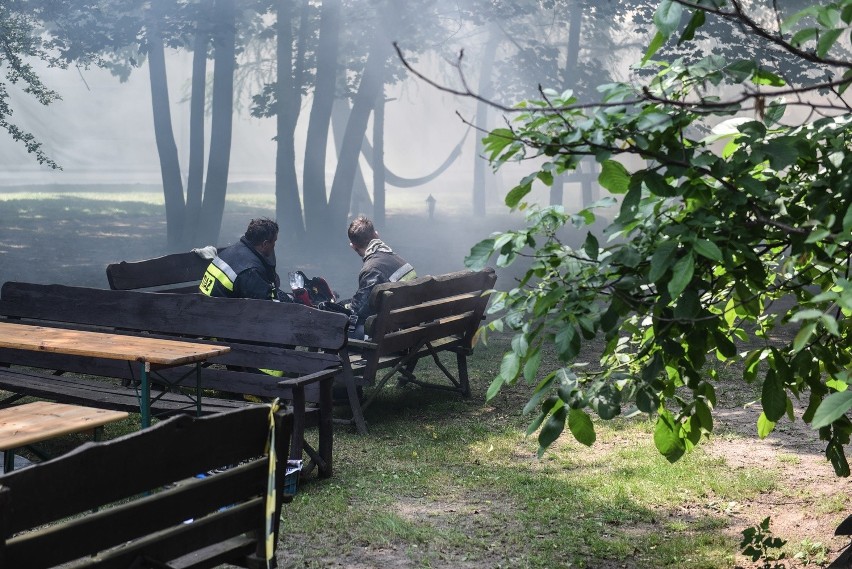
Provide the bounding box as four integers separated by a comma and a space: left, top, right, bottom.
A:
199, 217, 287, 301
345, 215, 416, 339
426, 194, 436, 219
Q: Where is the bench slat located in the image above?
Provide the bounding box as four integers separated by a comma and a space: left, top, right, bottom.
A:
106, 251, 214, 291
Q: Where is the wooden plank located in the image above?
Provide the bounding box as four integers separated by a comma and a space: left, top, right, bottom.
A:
379, 293, 482, 331
105, 251, 215, 291
0, 322, 229, 366
0, 401, 128, 450
368, 268, 496, 309
376, 314, 471, 356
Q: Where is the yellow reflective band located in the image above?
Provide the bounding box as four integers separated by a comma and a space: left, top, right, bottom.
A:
205, 263, 235, 292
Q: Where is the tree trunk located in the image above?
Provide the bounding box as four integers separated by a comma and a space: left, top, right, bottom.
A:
331, 99, 372, 219
182, 20, 209, 247
147, 21, 186, 251
552, 8, 582, 208
302, 0, 340, 242
198, 0, 236, 246
472, 24, 499, 217
372, 87, 385, 225
326, 39, 385, 233
275, 0, 306, 248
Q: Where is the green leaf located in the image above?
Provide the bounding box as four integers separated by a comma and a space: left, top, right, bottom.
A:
636, 111, 673, 132
811, 391, 852, 429
790, 27, 818, 48
598, 160, 631, 194
763, 98, 787, 126
568, 409, 596, 446
499, 351, 521, 383
650, 240, 678, 282
654, 411, 685, 462
642, 31, 665, 65
792, 321, 817, 353
757, 412, 776, 438
555, 324, 580, 360
485, 375, 506, 401
483, 128, 516, 160
538, 406, 567, 455
523, 347, 543, 382
761, 372, 787, 422
763, 137, 799, 170
642, 171, 676, 197
693, 239, 722, 261
789, 308, 823, 322
668, 253, 695, 299
654, 0, 683, 38
505, 181, 532, 208
817, 27, 844, 57
678, 9, 705, 44
842, 69, 852, 94
751, 68, 786, 87
465, 238, 496, 270
583, 232, 599, 260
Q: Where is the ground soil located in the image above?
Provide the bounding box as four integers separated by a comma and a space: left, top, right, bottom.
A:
1, 196, 850, 568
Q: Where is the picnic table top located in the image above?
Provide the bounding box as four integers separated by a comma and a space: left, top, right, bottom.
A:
0, 401, 129, 451
0, 321, 230, 366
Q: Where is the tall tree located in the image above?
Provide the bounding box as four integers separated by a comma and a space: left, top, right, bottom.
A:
302, 0, 340, 241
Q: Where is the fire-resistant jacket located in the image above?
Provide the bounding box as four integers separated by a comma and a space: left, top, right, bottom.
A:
199, 236, 282, 300
350, 238, 416, 325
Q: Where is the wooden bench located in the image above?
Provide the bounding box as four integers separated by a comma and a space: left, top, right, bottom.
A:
0, 405, 292, 569
338, 268, 497, 433
107, 252, 497, 435
0, 282, 348, 478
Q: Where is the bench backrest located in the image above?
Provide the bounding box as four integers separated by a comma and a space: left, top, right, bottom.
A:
0, 405, 291, 569
0, 282, 348, 400
106, 249, 221, 293
366, 268, 497, 356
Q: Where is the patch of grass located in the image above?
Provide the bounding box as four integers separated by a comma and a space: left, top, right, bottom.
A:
279, 336, 781, 568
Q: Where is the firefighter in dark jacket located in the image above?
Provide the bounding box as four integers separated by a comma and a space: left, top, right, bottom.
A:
346, 215, 416, 339
199, 218, 285, 301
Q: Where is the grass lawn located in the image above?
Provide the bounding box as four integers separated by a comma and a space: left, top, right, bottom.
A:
280, 332, 781, 569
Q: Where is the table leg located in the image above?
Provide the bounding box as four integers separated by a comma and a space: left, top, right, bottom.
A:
196, 362, 202, 417
3, 449, 14, 473
140, 362, 151, 428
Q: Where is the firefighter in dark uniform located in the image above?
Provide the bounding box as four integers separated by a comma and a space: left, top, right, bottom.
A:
345, 215, 416, 339
199, 218, 285, 301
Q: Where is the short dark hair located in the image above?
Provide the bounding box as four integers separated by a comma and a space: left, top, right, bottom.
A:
348, 215, 378, 249
244, 218, 279, 246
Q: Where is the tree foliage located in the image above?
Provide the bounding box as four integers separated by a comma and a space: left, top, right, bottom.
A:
465, 0, 852, 474
0, 1, 69, 168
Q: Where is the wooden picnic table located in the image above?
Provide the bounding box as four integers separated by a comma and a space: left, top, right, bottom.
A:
0, 401, 128, 472
0, 322, 230, 428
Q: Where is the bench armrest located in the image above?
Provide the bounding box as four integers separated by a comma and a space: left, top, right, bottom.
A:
347, 338, 378, 350
276, 366, 340, 388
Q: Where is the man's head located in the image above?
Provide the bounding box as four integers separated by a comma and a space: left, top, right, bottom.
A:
244, 217, 279, 257
348, 215, 378, 256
